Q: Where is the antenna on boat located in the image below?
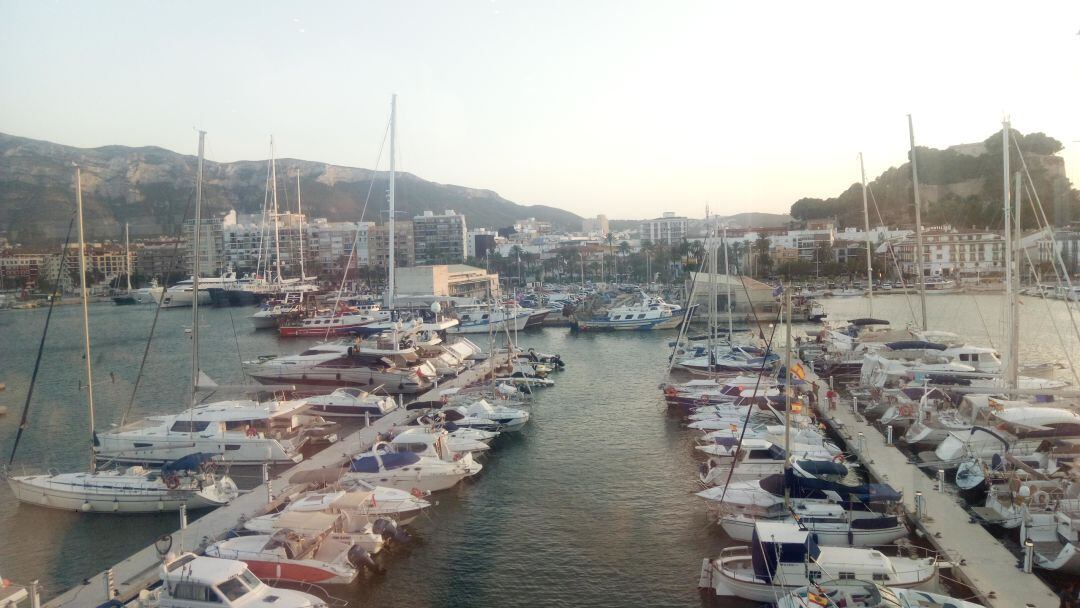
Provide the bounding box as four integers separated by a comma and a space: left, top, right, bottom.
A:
75, 165, 97, 473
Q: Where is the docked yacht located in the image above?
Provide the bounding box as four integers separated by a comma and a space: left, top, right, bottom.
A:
5, 452, 239, 513
243, 335, 438, 394
575, 294, 693, 331
697, 438, 839, 486
343, 442, 482, 493
447, 304, 531, 334
778, 579, 982, 608
697, 522, 937, 602
249, 479, 430, 527
927, 404, 1080, 467
205, 511, 384, 585
1021, 493, 1080, 574
144, 553, 328, 608
277, 307, 389, 338
385, 426, 492, 459
718, 501, 908, 548
419, 400, 530, 433
305, 388, 398, 419
95, 400, 332, 466
148, 274, 237, 308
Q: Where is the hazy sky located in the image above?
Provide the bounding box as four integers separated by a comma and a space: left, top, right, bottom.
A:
2, 1, 1079, 219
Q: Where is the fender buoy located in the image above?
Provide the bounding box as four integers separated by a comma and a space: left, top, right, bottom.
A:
410, 487, 424, 498
833, 453, 846, 463
453, 453, 463, 461
165, 475, 181, 490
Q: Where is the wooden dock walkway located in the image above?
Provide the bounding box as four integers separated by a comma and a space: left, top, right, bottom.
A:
819, 397, 1059, 608
44, 360, 499, 608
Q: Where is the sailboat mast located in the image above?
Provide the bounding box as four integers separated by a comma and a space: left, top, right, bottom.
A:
75, 167, 96, 473
124, 222, 132, 291
270, 137, 283, 283
388, 94, 397, 309
723, 224, 732, 337
191, 131, 206, 407
1010, 169, 1022, 389
907, 115, 928, 331
782, 287, 792, 507
1001, 120, 1018, 388
859, 153, 873, 317
297, 171, 307, 281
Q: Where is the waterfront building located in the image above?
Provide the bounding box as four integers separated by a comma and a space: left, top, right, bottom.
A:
134, 239, 185, 281
308, 219, 372, 273
395, 264, 499, 300
892, 227, 1004, 277
640, 212, 688, 245
413, 210, 467, 264
369, 220, 415, 268
181, 216, 226, 276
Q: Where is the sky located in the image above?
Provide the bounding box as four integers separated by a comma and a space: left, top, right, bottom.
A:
2, 1, 1079, 220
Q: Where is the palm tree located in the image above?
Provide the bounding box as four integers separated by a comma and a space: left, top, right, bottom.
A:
753, 236, 772, 277
618, 240, 631, 257
604, 232, 616, 282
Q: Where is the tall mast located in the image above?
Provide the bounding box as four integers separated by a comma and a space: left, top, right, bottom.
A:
296, 171, 307, 281
270, 136, 283, 283
388, 94, 397, 308
191, 131, 206, 407
907, 115, 928, 331
723, 225, 733, 337
859, 153, 873, 317
1010, 169, 1022, 389
1002, 121, 1017, 388
708, 234, 717, 372
75, 166, 96, 473
782, 287, 792, 508
124, 222, 132, 292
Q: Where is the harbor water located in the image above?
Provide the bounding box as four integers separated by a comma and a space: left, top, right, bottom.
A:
0, 292, 1077, 606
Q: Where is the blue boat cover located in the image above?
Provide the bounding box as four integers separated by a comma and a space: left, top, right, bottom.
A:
849, 318, 890, 326
794, 460, 848, 476
349, 451, 421, 473
752, 526, 820, 582
161, 453, 214, 474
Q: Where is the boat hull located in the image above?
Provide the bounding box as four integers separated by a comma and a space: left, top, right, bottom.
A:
5, 475, 228, 513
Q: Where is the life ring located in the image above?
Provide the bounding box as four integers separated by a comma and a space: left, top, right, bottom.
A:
1032, 490, 1050, 507
410, 487, 424, 498
833, 453, 846, 463
898, 404, 915, 417
246, 426, 258, 438
165, 475, 181, 490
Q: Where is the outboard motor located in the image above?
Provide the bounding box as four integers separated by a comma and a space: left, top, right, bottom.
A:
372, 518, 411, 544
347, 545, 380, 572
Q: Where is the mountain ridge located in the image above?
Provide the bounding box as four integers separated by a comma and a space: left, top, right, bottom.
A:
0, 132, 582, 243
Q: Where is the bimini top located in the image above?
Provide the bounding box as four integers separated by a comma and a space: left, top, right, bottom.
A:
751, 521, 820, 582
849, 318, 890, 327
349, 451, 421, 473
161, 452, 215, 475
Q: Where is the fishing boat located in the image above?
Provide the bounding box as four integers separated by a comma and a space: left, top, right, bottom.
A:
446, 303, 531, 334
575, 293, 693, 331
141, 553, 328, 608
697, 522, 937, 602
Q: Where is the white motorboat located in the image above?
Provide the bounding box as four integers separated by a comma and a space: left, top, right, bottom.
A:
697, 438, 840, 486
205, 511, 384, 585
423, 400, 530, 433
778, 579, 982, 608
385, 426, 491, 460
95, 400, 334, 466
928, 405, 1080, 467
698, 425, 842, 456
148, 275, 236, 308
447, 304, 531, 334
343, 441, 482, 493
718, 502, 908, 548
6, 452, 238, 513
305, 388, 398, 419
1022, 495, 1080, 574
247, 479, 430, 527
243, 337, 438, 394
697, 522, 937, 602
141, 553, 327, 608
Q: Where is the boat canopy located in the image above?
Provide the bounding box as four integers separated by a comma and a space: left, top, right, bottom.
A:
751, 522, 820, 583
349, 451, 421, 473
160, 452, 215, 475
885, 340, 947, 351
849, 318, 890, 326
784, 468, 902, 503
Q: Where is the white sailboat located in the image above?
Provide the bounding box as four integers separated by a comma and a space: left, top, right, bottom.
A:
6, 155, 239, 513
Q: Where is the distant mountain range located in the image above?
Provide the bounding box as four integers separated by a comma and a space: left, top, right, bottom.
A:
0, 132, 582, 243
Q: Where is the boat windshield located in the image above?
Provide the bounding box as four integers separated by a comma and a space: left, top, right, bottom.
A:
216, 576, 250, 601
239, 569, 261, 590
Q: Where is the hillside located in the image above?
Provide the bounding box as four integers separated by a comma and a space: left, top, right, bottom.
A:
791, 130, 1078, 229
0, 132, 581, 243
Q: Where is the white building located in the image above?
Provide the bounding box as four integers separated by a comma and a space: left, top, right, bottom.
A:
640, 212, 688, 245
893, 228, 1004, 277
581, 215, 610, 235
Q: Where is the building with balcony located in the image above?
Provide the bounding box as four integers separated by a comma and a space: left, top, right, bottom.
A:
413, 210, 467, 264
640, 212, 688, 245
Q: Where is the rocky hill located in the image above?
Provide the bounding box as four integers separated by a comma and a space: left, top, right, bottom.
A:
0, 132, 581, 243
790, 130, 1078, 229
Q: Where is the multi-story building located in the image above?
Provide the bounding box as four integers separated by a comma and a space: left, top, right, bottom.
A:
893, 228, 1004, 277
134, 239, 186, 281
182, 216, 226, 277
369, 221, 415, 268
581, 215, 610, 236
413, 210, 467, 264
467, 229, 498, 259
395, 264, 500, 300
640, 212, 688, 245
307, 219, 372, 273
0, 252, 57, 285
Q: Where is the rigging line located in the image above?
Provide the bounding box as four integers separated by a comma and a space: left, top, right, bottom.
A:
712, 306, 783, 508
666, 245, 706, 374
323, 116, 392, 342
1022, 242, 1080, 385
866, 184, 919, 327
8, 214, 77, 466
121, 186, 197, 427
970, 292, 995, 350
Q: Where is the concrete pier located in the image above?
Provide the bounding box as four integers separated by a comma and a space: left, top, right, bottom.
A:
818, 398, 1059, 608
43, 360, 499, 608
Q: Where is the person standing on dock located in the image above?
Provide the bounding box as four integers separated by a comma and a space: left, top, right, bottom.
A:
827, 388, 837, 411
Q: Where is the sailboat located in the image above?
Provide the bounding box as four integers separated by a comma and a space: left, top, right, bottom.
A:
111, 222, 138, 305
6, 156, 240, 513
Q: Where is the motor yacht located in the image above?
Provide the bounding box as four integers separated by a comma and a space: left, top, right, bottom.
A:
305, 388, 398, 419
343, 442, 482, 493
777, 579, 982, 608
141, 553, 327, 608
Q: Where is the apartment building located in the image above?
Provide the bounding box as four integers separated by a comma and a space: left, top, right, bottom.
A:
413, 210, 467, 264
